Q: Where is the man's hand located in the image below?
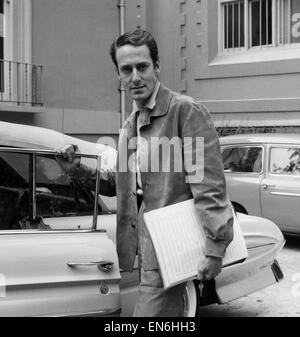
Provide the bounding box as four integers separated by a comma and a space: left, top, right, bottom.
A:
55, 144, 81, 175
197, 256, 222, 281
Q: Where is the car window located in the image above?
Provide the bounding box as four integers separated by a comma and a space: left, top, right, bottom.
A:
35, 154, 116, 218
222, 146, 263, 173
0, 151, 116, 231
35, 155, 94, 219
269, 147, 300, 176
0, 152, 30, 230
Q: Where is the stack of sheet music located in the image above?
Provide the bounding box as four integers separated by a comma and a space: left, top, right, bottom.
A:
144, 199, 248, 289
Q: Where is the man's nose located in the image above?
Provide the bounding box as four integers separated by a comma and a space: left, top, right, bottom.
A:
132, 68, 141, 82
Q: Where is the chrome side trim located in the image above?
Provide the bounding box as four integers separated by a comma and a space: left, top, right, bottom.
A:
0, 229, 106, 235
244, 232, 283, 241
270, 191, 300, 197
247, 242, 275, 250
32, 154, 37, 219
268, 173, 300, 178
0, 147, 99, 159
93, 156, 101, 230
6, 278, 121, 290
45, 308, 121, 317
120, 268, 139, 273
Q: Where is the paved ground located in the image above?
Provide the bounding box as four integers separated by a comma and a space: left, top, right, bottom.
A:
198, 236, 300, 317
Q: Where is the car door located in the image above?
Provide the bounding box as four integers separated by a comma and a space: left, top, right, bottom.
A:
221, 144, 264, 216
0, 148, 121, 317
261, 144, 300, 234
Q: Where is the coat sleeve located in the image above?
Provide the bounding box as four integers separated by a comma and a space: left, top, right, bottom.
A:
182, 101, 234, 258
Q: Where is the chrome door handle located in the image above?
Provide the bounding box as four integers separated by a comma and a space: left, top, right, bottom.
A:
67, 260, 114, 272
262, 184, 276, 190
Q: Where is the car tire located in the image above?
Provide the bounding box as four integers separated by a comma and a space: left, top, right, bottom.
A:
183, 280, 200, 317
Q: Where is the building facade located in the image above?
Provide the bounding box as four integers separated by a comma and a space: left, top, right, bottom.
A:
0, 0, 121, 141
0, 0, 300, 141
199, 0, 300, 133
134, 0, 300, 133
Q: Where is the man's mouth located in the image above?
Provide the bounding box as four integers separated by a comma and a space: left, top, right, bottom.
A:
131, 86, 145, 90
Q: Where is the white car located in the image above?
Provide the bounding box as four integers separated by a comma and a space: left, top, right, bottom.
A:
0, 122, 284, 317
220, 133, 300, 235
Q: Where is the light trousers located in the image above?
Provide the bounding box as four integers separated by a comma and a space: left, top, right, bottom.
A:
133, 202, 186, 317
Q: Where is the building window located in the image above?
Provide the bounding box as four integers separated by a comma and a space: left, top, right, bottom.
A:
220, 0, 300, 52
0, 0, 4, 93
224, 1, 245, 48
250, 0, 272, 47
278, 0, 300, 44
0, 0, 3, 59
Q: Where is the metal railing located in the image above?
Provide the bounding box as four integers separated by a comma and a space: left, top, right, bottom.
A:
0, 59, 43, 106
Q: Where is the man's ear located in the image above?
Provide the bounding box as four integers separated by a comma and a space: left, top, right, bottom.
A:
115, 65, 120, 78
154, 61, 160, 74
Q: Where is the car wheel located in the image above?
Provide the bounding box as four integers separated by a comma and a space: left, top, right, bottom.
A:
183, 280, 199, 317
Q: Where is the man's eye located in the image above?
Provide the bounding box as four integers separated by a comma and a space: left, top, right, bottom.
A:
121, 67, 132, 74
137, 64, 148, 72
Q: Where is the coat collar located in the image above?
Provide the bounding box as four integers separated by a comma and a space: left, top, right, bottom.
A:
126, 84, 174, 130
132, 82, 160, 113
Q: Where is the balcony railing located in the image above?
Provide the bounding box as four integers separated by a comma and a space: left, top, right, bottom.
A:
0, 59, 43, 106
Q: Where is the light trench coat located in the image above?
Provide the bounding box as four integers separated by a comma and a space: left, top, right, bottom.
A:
72, 84, 233, 272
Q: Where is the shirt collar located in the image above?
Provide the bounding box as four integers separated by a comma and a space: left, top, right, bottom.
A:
132, 82, 160, 113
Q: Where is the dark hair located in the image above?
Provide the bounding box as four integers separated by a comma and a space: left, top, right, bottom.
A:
110, 29, 159, 68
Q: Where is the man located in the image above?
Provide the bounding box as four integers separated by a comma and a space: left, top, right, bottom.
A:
57, 29, 233, 317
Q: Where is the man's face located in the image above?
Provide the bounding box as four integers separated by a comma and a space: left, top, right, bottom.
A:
116, 44, 160, 107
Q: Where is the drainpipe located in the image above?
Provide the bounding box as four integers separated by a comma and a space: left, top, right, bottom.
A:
118, 0, 126, 126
